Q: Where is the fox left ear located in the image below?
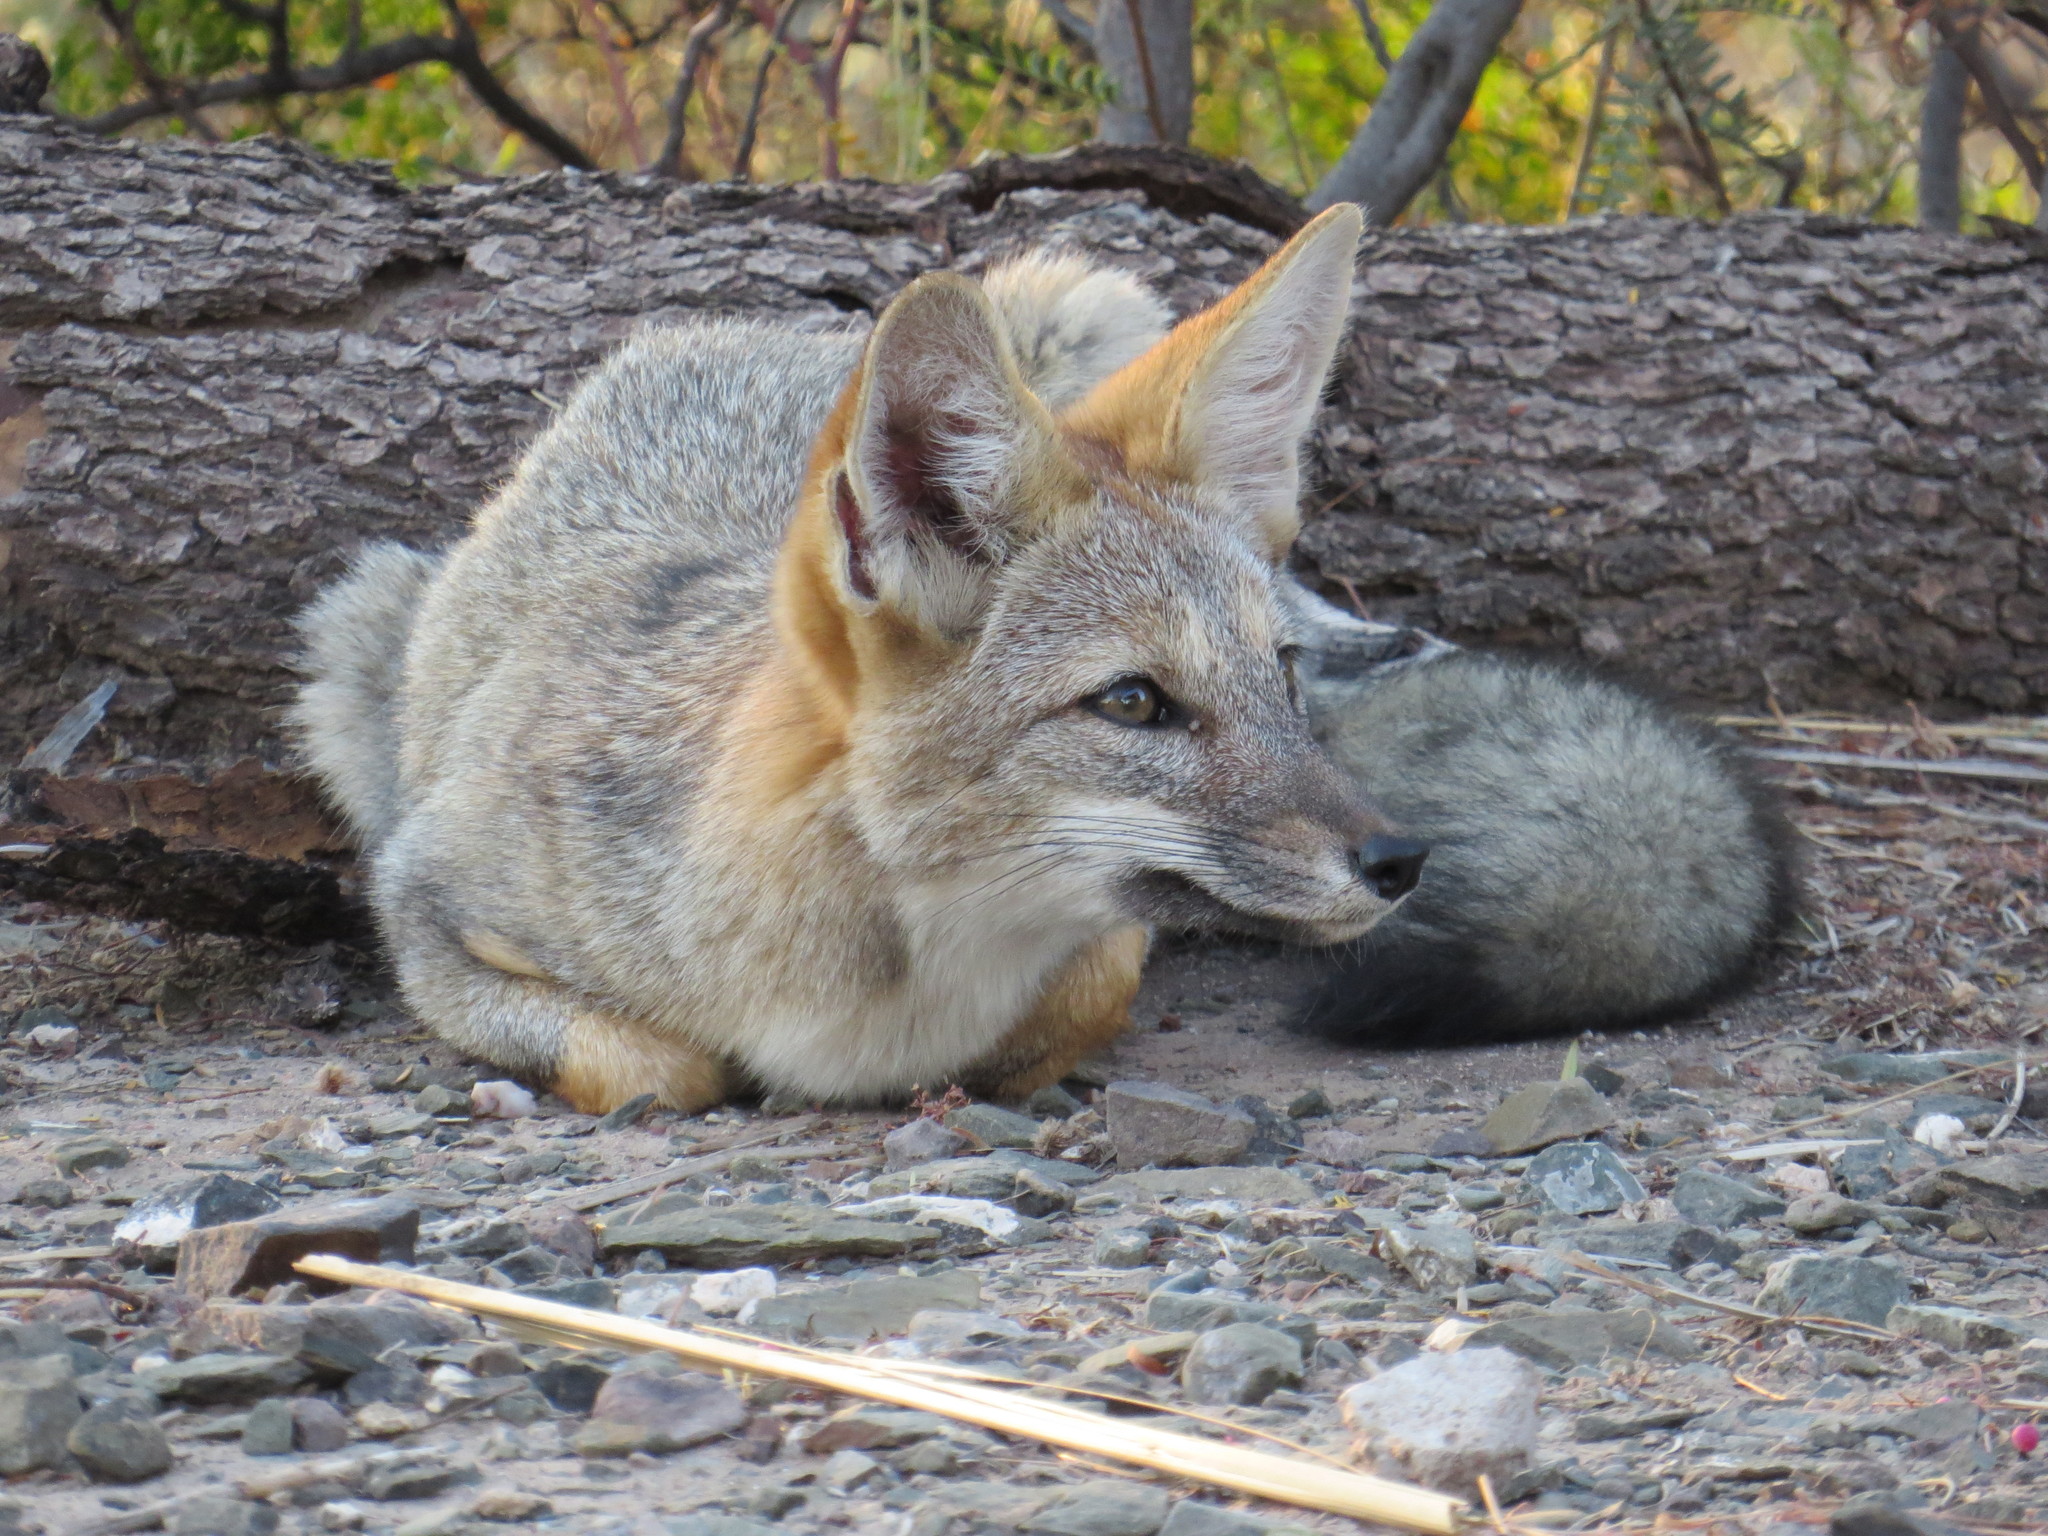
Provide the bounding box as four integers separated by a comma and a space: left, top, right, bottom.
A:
1067, 204, 1363, 560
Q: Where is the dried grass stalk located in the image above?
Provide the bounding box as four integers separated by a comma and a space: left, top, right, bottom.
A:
295, 1255, 1470, 1533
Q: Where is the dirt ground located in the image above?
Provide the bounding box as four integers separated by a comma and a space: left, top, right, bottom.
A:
3, 728, 2046, 1536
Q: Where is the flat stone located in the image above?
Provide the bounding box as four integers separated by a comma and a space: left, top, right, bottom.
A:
1097, 1167, 1314, 1204
411, 1083, 471, 1117
664, 1518, 778, 1536
1465, 1307, 1696, 1369
1574, 1407, 1698, 1441
175, 1195, 420, 1298
139, 1352, 311, 1405
1157, 1505, 1274, 1536
53, 1136, 130, 1176
746, 1269, 981, 1342
1105, 1082, 1255, 1169
1481, 1081, 1613, 1156
573, 1370, 747, 1456
1523, 1142, 1644, 1215
596, 1205, 939, 1266
883, 1116, 970, 1171
1341, 1347, 1541, 1493
1145, 1291, 1315, 1352
987, 1147, 1102, 1185
869, 1157, 1018, 1200
1757, 1255, 1911, 1326
1820, 1051, 2004, 1085
1886, 1303, 2047, 1350
1665, 1053, 1737, 1090
907, 1308, 1035, 1359
1857, 1400, 1983, 1445
946, 1103, 1042, 1148
820, 1447, 880, 1491
1551, 1219, 1738, 1270
0, 1353, 80, 1474
498, 1149, 566, 1183
1836, 1134, 1942, 1200
1180, 1323, 1302, 1406
1429, 1127, 1496, 1159
689, 1267, 777, 1317
1094, 1228, 1155, 1267
299, 1300, 465, 1374
1383, 1223, 1477, 1292
1024, 1481, 1173, 1536
362, 1452, 466, 1500
68, 1398, 173, 1482
473, 1490, 553, 1522
1926, 1150, 2048, 1209
1671, 1169, 1785, 1228
113, 1173, 280, 1266
803, 1406, 948, 1453
1786, 1193, 1887, 1234
1012, 1167, 1076, 1217
167, 1498, 280, 1535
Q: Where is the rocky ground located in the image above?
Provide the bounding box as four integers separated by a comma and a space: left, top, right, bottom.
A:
1, 730, 2046, 1536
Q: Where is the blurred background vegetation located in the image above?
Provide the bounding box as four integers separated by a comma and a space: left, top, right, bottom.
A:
3, 0, 2046, 229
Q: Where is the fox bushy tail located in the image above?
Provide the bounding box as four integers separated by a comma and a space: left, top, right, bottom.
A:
289, 252, 1170, 849
289, 542, 444, 848
1296, 645, 1799, 1046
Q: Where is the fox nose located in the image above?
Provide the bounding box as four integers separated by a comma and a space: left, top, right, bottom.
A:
1355, 835, 1428, 901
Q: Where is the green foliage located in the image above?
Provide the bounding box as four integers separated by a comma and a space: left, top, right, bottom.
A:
3, 0, 2041, 226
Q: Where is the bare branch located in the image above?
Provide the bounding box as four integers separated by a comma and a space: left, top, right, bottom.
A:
1633, 0, 1731, 215
1308, 0, 1523, 219
1932, 3, 2043, 186
1347, 0, 1396, 73
1921, 36, 1967, 230
651, 0, 742, 176
435, 0, 597, 169
814, 0, 870, 180
732, 0, 802, 180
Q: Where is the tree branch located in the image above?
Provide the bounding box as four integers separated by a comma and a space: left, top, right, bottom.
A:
651, 0, 742, 176
814, 0, 869, 179
79, 0, 594, 170
1037, 0, 1094, 51
1931, 3, 2042, 187
1633, 0, 1731, 215
732, 0, 802, 179
1920, 35, 1967, 230
1308, 0, 1523, 219
1347, 0, 1395, 73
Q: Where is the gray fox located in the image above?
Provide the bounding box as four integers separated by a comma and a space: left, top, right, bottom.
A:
295, 215, 1791, 1111
295, 208, 1422, 1113
1291, 597, 1797, 1046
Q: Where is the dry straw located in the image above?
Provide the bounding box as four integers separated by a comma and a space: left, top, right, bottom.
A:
296, 1254, 1471, 1533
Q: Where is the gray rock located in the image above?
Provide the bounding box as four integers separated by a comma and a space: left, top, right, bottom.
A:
988, 1147, 1103, 1185
112, 1174, 280, 1266
946, 1103, 1042, 1148
1027, 1084, 1087, 1119
820, 1447, 880, 1491
1820, 1050, 2004, 1085
1573, 1407, 1698, 1441
1104, 1082, 1255, 1169
1921, 1150, 2048, 1209
530, 1357, 611, 1412
1383, 1223, 1478, 1293
1429, 1127, 1496, 1159
175, 1195, 420, 1298
1144, 1291, 1315, 1351
1025, 1480, 1172, 1536
1554, 1219, 1738, 1270
10, 1175, 75, 1208
292, 1397, 352, 1452
597, 1205, 940, 1266
908, 1308, 1034, 1359
1757, 1255, 1911, 1326
869, 1157, 1018, 1201
362, 1452, 467, 1499
803, 1406, 948, 1453
1340, 1347, 1541, 1492
1159, 1505, 1276, 1536
1180, 1324, 1302, 1406
166, 1497, 280, 1535
573, 1370, 748, 1456
139, 1352, 310, 1405
1465, 1306, 1696, 1369
299, 1300, 464, 1375
745, 1269, 981, 1342
1523, 1141, 1645, 1215
883, 1116, 970, 1171
241, 1396, 296, 1456
52, 1136, 130, 1176
1094, 1228, 1155, 1268
1836, 1134, 1942, 1200
1671, 1168, 1785, 1228
1012, 1167, 1076, 1217
664, 1518, 779, 1536
1096, 1166, 1314, 1204
1909, 1094, 2006, 1131
498, 1149, 566, 1183
1886, 1303, 2047, 1350
1786, 1193, 1887, 1234
1480, 1080, 1613, 1155
411, 1083, 471, 1117
67, 1398, 173, 1482
1857, 1400, 1983, 1445
596, 1091, 657, 1131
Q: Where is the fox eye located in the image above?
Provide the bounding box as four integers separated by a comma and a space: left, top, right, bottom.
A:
1279, 646, 1304, 707
1086, 676, 1171, 727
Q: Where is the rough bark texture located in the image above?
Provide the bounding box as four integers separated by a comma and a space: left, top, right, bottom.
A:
3, 118, 2047, 935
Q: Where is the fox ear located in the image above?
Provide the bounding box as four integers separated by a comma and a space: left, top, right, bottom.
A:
835, 272, 1057, 636
1068, 204, 1363, 560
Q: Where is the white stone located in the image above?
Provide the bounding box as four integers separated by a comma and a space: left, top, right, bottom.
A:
1340, 1346, 1541, 1494
689, 1267, 777, 1316
1913, 1114, 1967, 1154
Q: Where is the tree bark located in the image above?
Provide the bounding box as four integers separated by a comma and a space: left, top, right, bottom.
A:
1093, 0, 1193, 145
1308, 0, 1523, 221
3, 120, 2047, 935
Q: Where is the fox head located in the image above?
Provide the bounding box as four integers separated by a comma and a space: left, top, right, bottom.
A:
769, 204, 1424, 948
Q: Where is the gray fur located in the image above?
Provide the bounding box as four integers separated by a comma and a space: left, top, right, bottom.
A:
1298, 642, 1796, 1044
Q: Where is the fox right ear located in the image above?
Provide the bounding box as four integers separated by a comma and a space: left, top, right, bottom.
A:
835, 273, 1060, 638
